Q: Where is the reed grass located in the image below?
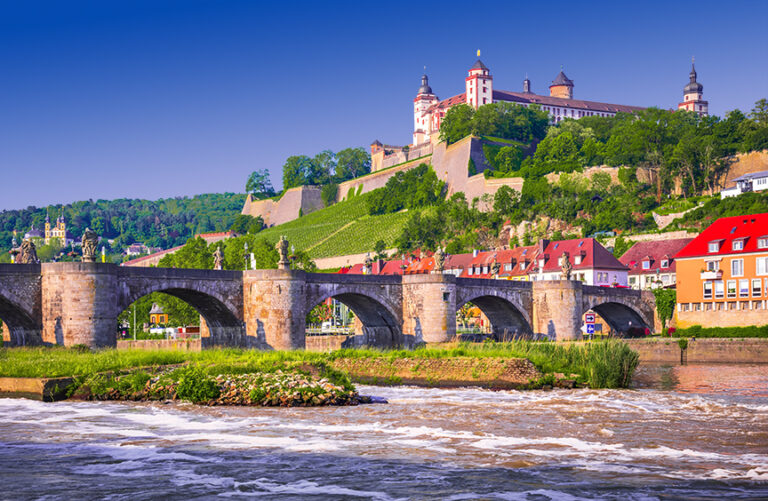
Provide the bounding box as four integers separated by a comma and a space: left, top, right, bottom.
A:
0, 340, 639, 389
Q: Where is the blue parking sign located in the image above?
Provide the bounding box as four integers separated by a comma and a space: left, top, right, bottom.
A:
586, 324, 595, 334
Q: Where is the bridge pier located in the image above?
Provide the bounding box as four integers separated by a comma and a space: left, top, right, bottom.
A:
532, 280, 583, 341
42, 263, 119, 347
244, 269, 306, 350
402, 274, 456, 345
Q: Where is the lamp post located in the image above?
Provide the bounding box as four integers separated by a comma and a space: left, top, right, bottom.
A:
244, 242, 249, 270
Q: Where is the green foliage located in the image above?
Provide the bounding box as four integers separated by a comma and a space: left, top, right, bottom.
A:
367, 164, 445, 216
321, 183, 338, 207
282, 155, 316, 190
230, 214, 264, 235
677, 338, 688, 350
668, 192, 768, 230
335, 147, 372, 181
440, 102, 549, 146
439, 104, 475, 144
612, 235, 634, 258
117, 291, 200, 338
493, 185, 520, 216
468, 158, 477, 176
173, 366, 221, 403
281, 148, 371, 191
0, 194, 246, 258
653, 288, 677, 329
245, 169, 276, 198
670, 324, 768, 338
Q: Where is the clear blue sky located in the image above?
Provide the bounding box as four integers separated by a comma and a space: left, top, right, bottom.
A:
1, 0, 766, 210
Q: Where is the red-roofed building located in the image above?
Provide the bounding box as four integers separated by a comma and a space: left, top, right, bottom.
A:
619, 238, 694, 290
674, 213, 768, 327
530, 238, 629, 286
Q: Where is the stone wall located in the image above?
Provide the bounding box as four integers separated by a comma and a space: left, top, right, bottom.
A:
676, 307, 768, 329
625, 337, 768, 364
720, 150, 768, 188
336, 156, 432, 202
604, 230, 699, 249
241, 185, 324, 227
117, 339, 202, 351
545, 166, 621, 186
305, 334, 355, 351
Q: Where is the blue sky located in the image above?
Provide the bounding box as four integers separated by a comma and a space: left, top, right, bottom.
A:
1, 0, 766, 210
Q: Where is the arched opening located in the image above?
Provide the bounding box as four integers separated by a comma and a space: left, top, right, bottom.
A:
118, 288, 243, 348
456, 295, 532, 341
586, 302, 649, 338
0, 296, 41, 346
305, 293, 401, 350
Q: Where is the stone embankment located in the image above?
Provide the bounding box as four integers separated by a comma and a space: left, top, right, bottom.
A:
330, 357, 543, 389
626, 338, 768, 364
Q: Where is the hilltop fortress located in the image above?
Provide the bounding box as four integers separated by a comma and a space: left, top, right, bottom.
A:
242, 57, 708, 227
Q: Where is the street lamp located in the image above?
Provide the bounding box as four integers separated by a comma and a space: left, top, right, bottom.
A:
244, 241, 249, 270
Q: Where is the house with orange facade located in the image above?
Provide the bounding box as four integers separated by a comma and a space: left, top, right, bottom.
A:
674, 213, 768, 328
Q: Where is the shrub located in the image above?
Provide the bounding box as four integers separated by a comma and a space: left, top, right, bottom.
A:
174, 366, 221, 403
321, 183, 338, 207
670, 324, 768, 338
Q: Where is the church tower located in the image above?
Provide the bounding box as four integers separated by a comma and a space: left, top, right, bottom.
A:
678, 59, 708, 117
549, 69, 574, 99
44, 213, 51, 245
465, 52, 493, 109
413, 73, 438, 145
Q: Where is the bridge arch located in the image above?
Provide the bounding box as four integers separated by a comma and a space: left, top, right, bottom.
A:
581, 295, 654, 336
0, 265, 42, 346
304, 285, 403, 348
118, 277, 244, 347
455, 292, 533, 340
0, 295, 41, 346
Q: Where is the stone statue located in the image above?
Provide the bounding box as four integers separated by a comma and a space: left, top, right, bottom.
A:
81, 228, 99, 263
363, 253, 373, 275
491, 259, 501, 277
276, 236, 290, 270
561, 253, 572, 280
434, 247, 445, 273
19, 239, 39, 264
213, 246, 223, 270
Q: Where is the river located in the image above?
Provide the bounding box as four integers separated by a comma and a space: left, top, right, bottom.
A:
1, 364, 767, 500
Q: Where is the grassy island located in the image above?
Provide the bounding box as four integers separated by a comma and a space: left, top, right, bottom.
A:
0, 340, 640, 404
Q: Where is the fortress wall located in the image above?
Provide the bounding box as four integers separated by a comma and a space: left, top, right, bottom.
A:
721, 150, 768, 188
242, 186, 323, 227
546, 166, 621, 186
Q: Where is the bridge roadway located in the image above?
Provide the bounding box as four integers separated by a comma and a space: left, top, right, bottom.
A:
0, 263, 656, 348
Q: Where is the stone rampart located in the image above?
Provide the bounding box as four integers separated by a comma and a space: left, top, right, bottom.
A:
335, 155, 432, 202
625, 337, 768, 364
241, 185, 323, 227
676, 308, 768, 329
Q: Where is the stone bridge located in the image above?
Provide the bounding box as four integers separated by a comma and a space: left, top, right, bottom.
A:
0, 263, 656, 349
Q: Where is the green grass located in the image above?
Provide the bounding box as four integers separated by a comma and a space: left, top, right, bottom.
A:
654, 196, 710, 216
0, 340, 640, 389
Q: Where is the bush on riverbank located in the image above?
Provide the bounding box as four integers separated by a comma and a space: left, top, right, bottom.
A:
74, 364, 360, 406
669, 325, 768, 339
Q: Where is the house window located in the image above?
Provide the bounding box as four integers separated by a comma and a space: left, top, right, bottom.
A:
739, 279, 750, 297
706, 260, 719, 271
727, 280, 737, 298
504, 264, 512, 271
731, 259, 744, 277
642, 260, 650, 270
714, 280, 724, 299
520, 262, 526, 270
753, 279, 762, 297
703, 281, 713, 299
483, 266, 489, 274
733, 240, 745, 251
574, 255, 582, 265
757, 257, 768, 275
708, 241, 720, 253
661, 259, 669, 268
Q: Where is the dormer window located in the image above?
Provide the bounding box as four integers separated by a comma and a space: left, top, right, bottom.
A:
520, 262, 526, 270
574, 255, 582, 265
708, 241, 721, 253
661, 259, 669, 268
759, 237, 768, 249
538, 258, 545, 268
642, 260, 651, 270
733, 239, 745, 251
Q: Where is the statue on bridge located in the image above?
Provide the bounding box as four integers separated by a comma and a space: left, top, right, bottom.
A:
434, 247, 445, 273
363, 253, 373, 275
18, 239, 39, 264
491, 259, 500, 278
561, 252, 572, 280
276, 236, 290, 270
213, 245, 224, 270
81, 228, 99, 263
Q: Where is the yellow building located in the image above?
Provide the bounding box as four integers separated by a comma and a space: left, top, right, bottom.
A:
149, 303, 169, 325
44, 214, 74, 246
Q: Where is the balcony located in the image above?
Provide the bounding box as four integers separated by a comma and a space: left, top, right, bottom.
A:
700, 270, 723, 280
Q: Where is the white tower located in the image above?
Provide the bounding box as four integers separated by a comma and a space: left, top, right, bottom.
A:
465, 51, 493, 109
413, 73, 438, 145
678, 58, 708, 117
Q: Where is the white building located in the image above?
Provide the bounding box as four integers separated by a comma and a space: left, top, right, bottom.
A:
721, 170, 768, 199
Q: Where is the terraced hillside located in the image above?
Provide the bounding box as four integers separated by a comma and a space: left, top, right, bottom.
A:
257, 192, 413, 259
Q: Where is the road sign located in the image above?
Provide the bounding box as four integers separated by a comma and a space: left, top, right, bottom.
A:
585, 313, 595, 324
586, 324, 595, 334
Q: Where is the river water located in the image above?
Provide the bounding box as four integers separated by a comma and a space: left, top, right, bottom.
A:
1, 364, 767, 500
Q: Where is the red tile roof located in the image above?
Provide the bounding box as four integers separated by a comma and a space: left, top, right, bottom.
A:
539, 238, 627, 272
675, 213, 768, 259
493, 90, 645, 114
619, 238, 694, 275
